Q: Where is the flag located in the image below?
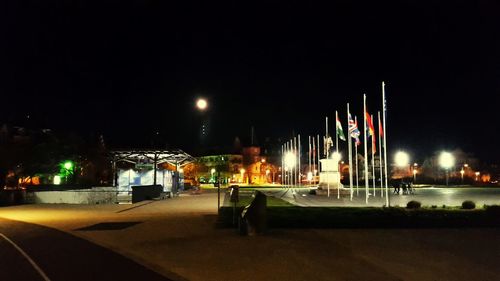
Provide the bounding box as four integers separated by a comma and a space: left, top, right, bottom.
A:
365, 111, 375, 137
370, 114, 376, 154
372, 132, 377, 154
379, 119, 384, 139
336, 115, 346, 141
348, 114, 361, 146
378, 117, 384, 148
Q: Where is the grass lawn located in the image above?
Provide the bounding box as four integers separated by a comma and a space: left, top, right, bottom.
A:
218, 193, 500, 228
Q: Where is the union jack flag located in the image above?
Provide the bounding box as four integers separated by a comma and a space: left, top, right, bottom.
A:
348, 114, 361, 146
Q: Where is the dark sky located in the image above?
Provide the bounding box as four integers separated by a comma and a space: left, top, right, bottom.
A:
1, 0, 499, 162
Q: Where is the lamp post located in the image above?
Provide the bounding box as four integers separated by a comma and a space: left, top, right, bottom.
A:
475, 171, 480, 181
439, 152, 455, 186
460, 169, 465, 183
395, 151, 410, 197
63, 161, 74, 184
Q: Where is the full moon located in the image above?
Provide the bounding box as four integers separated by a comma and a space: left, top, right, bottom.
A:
196, 98, 208, 110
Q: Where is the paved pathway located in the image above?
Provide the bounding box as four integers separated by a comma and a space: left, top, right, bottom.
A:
0, 218, 170, 281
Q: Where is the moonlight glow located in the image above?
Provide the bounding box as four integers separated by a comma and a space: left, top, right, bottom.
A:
196, 98, 208, 111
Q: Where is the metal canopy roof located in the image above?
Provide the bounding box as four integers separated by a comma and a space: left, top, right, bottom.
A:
111, 149, 195, 166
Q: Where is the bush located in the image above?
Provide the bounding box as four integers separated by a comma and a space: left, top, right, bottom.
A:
485, 205, 500, 215
406, 200, 421, 209
431, 205, 437, 209
462, 200, 476, 209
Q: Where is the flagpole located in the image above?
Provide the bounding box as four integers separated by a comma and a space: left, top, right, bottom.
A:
298, 134, 301, 186
284, 142, 287, 186
335, 110, 340, 199
325, 117, 329, 159
382, 82, 389, 206
283, 143, 286, 186
308, 136, 311, 185
378, 111, 384, 198
312, 136, 316, 184
363, 94, 369, 204
355, 132, 359, 196
317, 134, 320, 185
371, 114, 376, 197
293, 138, 296, 186
347, 104, 353, 201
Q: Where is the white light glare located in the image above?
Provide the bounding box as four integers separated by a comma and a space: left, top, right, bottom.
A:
395, 151, 409, 167
439, 152, 455, 169
284, 152, 296, 169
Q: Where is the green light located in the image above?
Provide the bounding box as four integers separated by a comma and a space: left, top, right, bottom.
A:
64, 161, 73, 170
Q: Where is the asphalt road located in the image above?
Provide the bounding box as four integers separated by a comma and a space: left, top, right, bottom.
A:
261, 187, 500, 207
0, 218, 170, 281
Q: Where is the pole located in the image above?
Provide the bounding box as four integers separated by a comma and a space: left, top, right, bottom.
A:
363, 94, 369, 204
317, 134, 320, 184
283, 143, 286, 186
325, 117, 329, 159
312, 136, 316, 184
355, 139, 359, 196
347, 104, 353, 201
382, 82, 389, 207
335, 110, 340, 199
298, 134, 301, 186
294, 137, 298, 185
284, 141, 289, 186
371, 114, 376, 197
355, 116, 359, 196
217, 180, 220, 211
307, 136, 312, 185
378, 111, 384, 198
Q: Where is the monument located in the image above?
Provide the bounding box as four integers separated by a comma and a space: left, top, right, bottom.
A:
316, 154, 347, 196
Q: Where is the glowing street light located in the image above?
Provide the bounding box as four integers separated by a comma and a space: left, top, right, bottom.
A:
439, 151, 455, 186
460, 169, 465, 182
284, 152, 296, 169
196, 98, 208, 111
64, 161, 73, 170
475, 171, 480, 181
394, 151, 409, 167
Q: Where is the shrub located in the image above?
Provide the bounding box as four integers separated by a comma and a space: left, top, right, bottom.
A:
462, 200, 476, 210
406, 200, 421, 209
485, 205, 500, 215
431, 205, 437, 209
442, 204, 447, 209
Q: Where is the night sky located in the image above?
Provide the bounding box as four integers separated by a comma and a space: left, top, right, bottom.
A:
1, 0, 499, 162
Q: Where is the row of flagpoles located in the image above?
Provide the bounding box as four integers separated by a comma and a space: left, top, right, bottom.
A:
280, 81, 390, 205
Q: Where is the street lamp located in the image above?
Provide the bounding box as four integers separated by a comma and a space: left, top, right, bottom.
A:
475, 171, 480, 181
394, 151, 409, 167
413, 163, 418, 183
439, 152, 455, 186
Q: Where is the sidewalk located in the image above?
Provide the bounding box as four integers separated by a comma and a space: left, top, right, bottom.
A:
1, 191, 499, 281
